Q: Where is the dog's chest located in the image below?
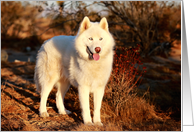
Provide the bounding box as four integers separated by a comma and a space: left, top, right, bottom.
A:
70, 59, 108, 87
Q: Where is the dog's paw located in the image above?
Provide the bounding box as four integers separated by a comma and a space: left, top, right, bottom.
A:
85, 122, 94, 126
94, 122, 103, 126
40, 112, 49, 117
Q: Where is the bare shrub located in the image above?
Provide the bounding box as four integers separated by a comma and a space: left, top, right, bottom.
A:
99, 1, 181, 55
106, 45, 144, 115
1, 1, 39, 38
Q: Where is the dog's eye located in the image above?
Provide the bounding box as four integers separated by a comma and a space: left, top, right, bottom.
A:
99, 37, 103, 41
89, 37, 93, 41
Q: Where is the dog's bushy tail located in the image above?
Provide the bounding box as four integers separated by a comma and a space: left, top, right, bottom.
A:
34, 40, 50, 93
34, 45, 48, 94
34, 70, 41, 93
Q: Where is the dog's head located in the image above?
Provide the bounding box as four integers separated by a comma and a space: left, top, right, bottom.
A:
75, 17, 115, 61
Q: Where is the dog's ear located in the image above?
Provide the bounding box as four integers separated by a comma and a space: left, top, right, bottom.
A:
99, 17, 108, 32
79, 16, 91, 34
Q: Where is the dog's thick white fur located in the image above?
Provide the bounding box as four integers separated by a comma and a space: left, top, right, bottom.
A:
34, 16, 115, 125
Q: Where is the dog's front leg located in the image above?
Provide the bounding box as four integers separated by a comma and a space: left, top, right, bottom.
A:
78, 85, 93, 125
93, 87, 105, 126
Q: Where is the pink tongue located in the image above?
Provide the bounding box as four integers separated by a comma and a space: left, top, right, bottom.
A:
93, 53, 100, 61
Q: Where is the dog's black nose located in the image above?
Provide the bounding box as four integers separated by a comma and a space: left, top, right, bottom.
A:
95, 47, 101, 53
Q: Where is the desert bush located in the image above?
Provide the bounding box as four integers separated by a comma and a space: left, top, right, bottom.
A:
35, 1, 181, 57
106, 45, 144, 115
1, 1, 39, 38
102, 45, 166, 129
1, 1, 181, 54
99, 1, 181, 55
1, 1, 45, 50
38, 1, 102, 36
1, 1, 23, 38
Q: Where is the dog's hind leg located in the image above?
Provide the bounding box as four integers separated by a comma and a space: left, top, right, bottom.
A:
39, 78, 57, 117
56, 79, 71, 115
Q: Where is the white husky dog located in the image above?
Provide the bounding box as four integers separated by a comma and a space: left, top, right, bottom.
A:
34, 16, 115, 125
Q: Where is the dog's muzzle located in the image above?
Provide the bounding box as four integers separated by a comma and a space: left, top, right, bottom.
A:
86, 46, 100, 61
